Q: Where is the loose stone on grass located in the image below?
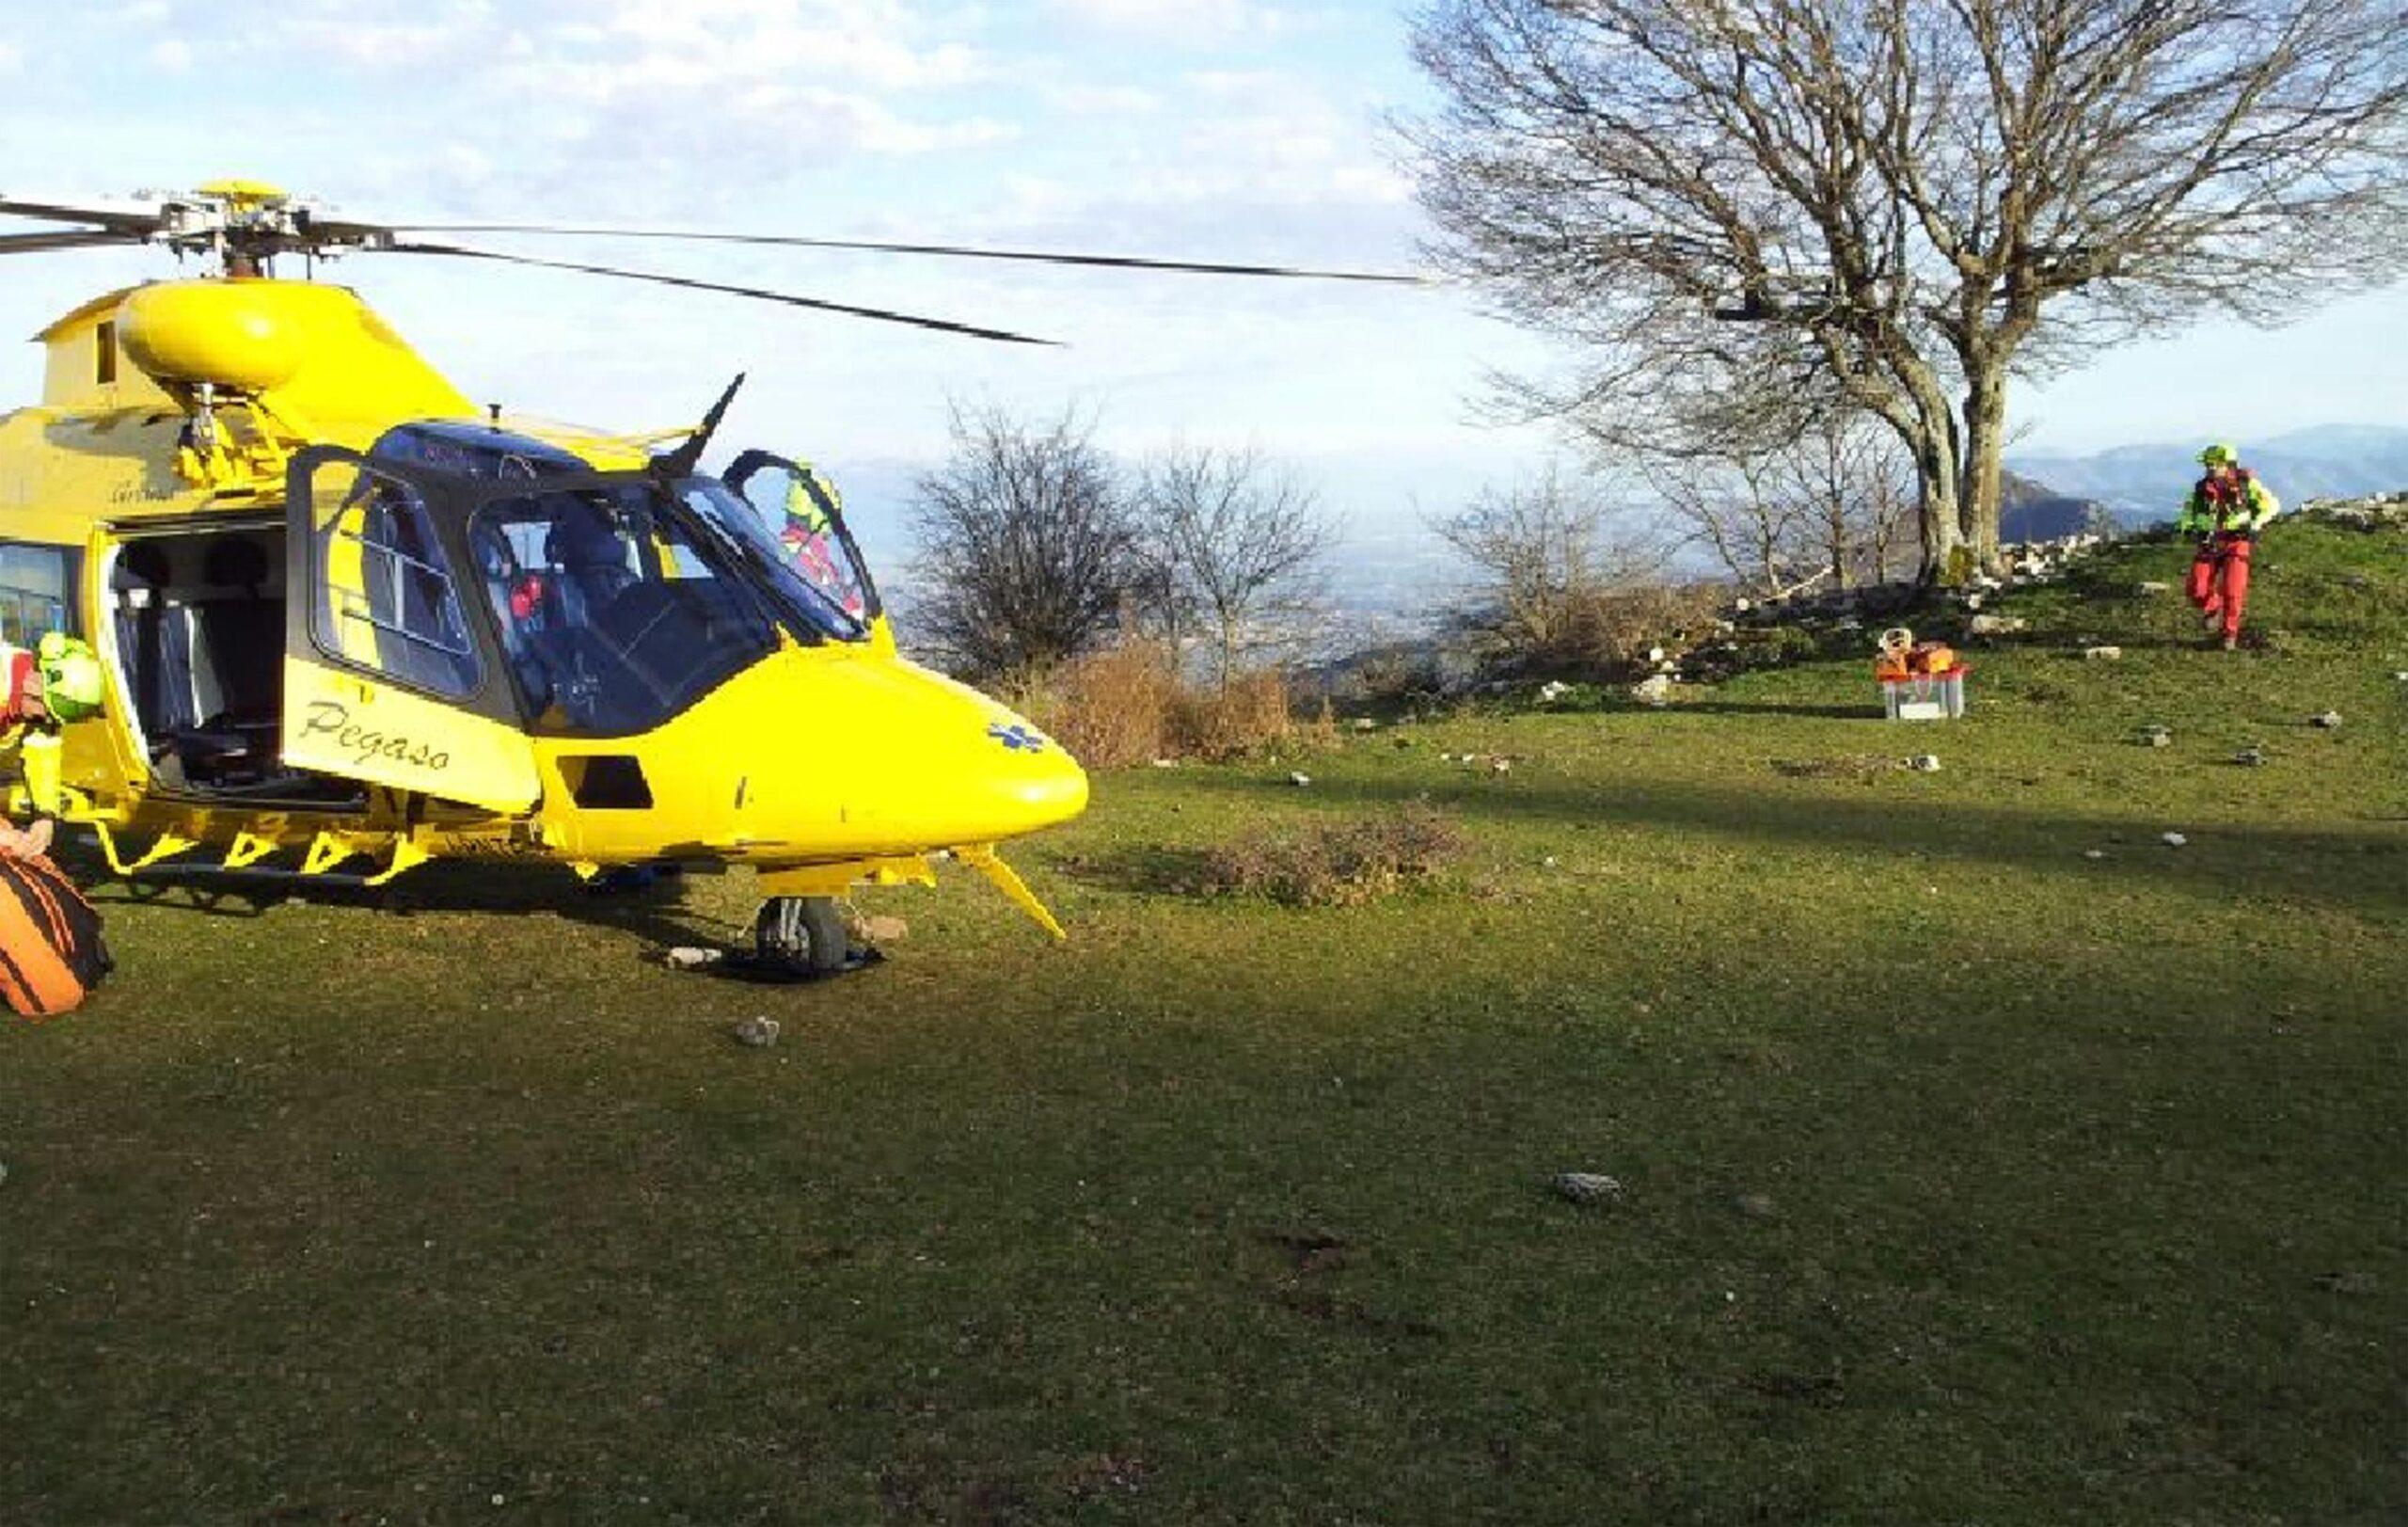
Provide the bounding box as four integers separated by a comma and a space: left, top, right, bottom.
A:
664, 946, 722, 971
2310, 710, 2343, 729
2162, 832, 2189, 848
1907, 754, 1941, 772
1552, 1171, 1623, 1206
2137, 581, 2172, 595
2234, 746, 2267, 767
1969, 613, 2027, 636
1288, 771, 1312, 787
2137, 724, 2172, 748
2083, 645, 2123, 660
733, 1017, 781, 1048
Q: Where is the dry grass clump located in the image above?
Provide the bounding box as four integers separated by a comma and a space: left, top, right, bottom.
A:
1008, 642, 1312, 767
1454, 580, 1729, 680
1176, 667, 1292, 760
1199, 804, 1466, 907
1003, 643, 1179, 770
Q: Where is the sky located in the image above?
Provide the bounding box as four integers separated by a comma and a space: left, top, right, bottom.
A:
2, 0, 2403, 565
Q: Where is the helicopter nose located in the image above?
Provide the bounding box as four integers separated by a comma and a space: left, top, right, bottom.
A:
952, 715, 1089, 839
737, 654, 1090, 853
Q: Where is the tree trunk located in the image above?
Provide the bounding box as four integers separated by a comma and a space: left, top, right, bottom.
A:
1912, 431, 1964, 581
1956, 365, 2009, 572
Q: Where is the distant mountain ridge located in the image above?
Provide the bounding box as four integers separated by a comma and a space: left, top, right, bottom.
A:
1998, 469, 2116, 542
2010, 423, 2408, 525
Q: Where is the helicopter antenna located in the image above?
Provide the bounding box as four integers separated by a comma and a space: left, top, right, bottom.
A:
659, 373, 746, 478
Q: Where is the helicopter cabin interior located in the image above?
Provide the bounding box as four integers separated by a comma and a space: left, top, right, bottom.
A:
97, 521, 326, 800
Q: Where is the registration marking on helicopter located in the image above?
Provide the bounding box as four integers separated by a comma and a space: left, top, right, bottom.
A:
299, 699, 453, 772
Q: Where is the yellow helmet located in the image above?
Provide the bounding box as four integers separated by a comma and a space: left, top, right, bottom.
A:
34, 633, 103, 723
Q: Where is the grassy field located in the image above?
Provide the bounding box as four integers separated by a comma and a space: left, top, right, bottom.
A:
3, 521, 2402, 1524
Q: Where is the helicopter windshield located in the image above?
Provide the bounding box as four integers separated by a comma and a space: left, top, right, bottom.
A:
469, 483, 781, 736
678, 475, 875, 644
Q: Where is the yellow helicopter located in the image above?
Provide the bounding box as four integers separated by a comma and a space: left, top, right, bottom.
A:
0, 181, 1413, 972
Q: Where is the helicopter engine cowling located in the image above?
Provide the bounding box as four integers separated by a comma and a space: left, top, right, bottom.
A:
117, 280, 310, 394
107, 279, 477, 437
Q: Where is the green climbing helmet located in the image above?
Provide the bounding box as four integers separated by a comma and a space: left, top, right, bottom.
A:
35, 632, 103, 724
2198, 441, 2238, 468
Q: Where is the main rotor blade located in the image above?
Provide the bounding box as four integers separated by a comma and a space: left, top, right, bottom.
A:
385, 241, 1062, 345
389, 222, 1428, 285
0, 230, 148, 255
0, 193, 167, 236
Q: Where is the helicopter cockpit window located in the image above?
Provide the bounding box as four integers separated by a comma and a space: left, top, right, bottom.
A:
302, 463, 482, 700
686, 467, 876, 643
471, 485, 778, 736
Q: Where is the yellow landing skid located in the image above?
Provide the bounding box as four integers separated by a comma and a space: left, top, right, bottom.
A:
953, 844, 1067, 942
222, 830, 279, 870
93, 826, 199, 875
749, 850, 1063, 940
92, 823, 433, 887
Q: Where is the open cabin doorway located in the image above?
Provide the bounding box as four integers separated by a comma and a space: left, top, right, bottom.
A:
100, 520, 358, 805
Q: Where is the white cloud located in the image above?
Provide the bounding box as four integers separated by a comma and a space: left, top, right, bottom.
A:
1046, 0, 1291, 42
1042, 83, 1162, 116
266, 0, 983, 93
148, 37, 192, 72
0, 42, 21, 74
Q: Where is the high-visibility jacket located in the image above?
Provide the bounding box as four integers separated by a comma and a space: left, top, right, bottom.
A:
2178, 469, 2281, 535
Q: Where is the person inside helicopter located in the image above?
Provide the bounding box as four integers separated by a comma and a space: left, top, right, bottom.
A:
470, 482, 781, 736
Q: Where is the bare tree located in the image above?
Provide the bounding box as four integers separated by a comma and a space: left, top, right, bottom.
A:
1434, 462, 1672, 670
1407, 0, 2408, 575
1645, 413, 1915, 595
1646, 451, 1804, 598
910, 403, 1139, 676
1777, 414, 1917, 590
1136, 445, 1339, 690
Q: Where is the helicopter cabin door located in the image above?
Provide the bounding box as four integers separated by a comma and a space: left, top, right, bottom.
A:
721, 451, 883, 633
281, 448, 543, 814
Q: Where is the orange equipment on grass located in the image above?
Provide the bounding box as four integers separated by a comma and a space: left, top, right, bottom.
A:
0, 839, 111, 1017
1874, 627, 1969, 721
1874, 628, 1956, 681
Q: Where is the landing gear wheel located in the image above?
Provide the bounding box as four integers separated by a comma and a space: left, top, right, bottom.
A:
752, 895, 851, 976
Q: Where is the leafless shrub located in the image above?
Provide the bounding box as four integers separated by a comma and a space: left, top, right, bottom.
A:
1136, 446, 1339, 689
1434, 463, 1681, 675
911, 403, 1140, 677
1652, 416, 1917, 596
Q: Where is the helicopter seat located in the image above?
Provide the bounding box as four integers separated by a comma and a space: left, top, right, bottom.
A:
174, 536, 285, 783
112, 534, 287, 790
112, 543, 198, 744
